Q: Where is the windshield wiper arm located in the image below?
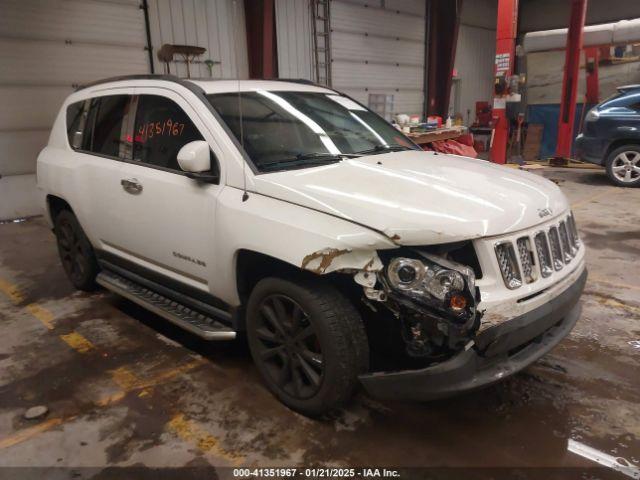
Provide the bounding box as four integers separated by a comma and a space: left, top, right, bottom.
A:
260, 151, 365, 171
295, 152, 360, 161
260, 153, 344, 172
354, 144, 414, 156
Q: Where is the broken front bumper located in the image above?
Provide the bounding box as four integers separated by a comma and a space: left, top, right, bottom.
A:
359, 268, 587, 401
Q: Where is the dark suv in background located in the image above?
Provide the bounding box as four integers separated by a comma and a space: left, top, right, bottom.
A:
575, 85, 640, 187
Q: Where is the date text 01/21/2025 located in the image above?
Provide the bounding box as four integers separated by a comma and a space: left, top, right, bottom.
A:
232, 468, 401, 478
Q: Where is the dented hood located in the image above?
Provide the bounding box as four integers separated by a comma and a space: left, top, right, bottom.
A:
253, 151, 569, 245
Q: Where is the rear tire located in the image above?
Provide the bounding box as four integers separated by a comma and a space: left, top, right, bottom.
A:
246, 276, 369, 416
605, 145, 640, 187
54, 210, 99, 291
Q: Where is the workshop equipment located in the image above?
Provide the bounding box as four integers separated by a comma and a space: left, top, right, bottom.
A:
157, 44, 207, 78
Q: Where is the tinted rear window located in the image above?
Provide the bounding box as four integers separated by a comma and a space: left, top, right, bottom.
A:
66, 100, 89, 149
66, 95, 132, 159
91, 95, 131, 158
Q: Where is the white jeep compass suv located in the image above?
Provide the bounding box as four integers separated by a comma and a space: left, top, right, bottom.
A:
37, 75, 587, 415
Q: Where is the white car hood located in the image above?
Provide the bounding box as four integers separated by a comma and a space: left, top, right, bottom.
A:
253, 151, 569, 245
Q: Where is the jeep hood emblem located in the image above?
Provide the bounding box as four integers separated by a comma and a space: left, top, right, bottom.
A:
538, 208, 553, 218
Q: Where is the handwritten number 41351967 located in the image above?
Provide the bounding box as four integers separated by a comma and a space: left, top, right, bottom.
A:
138, 119, 185, 141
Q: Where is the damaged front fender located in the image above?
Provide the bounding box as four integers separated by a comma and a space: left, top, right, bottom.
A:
301, 247, 384, 276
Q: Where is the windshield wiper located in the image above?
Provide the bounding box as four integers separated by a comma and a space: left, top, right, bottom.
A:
354, 144, 414, 156
260, 152, 349, 172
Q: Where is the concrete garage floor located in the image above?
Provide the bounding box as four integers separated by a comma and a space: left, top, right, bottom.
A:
0, 167, 638, 478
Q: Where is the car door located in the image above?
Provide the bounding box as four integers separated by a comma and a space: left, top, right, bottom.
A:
104, 88, 224, 294
65, 93, 133, 250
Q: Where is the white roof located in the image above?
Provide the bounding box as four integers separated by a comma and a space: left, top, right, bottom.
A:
187, 79, 334, 94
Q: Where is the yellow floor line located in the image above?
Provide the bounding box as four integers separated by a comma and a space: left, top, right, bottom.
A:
0, 277, 25, 304
110, 366, 142, 390
94, 391, 126, 407
0, 417, 70, 450
589, 275, 640, 292
59, 332, 95, 353
585, 291, 640, 316
108, 359, 203, 393
25, 303, 55, 330
167, 413, 244, 465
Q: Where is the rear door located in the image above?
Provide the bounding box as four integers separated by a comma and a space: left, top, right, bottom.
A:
104, 88, 224, 294
65, 93, 133, 249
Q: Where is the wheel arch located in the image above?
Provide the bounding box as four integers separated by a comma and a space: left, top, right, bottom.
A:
235, 249, 307, 304
46, 195, 74, 225
605, 139, 640, 159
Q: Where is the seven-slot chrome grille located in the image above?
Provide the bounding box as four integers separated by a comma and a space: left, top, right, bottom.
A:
494, 212, 581, 289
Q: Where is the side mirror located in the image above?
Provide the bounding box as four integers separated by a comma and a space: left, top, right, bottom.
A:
177, 140, 219, 183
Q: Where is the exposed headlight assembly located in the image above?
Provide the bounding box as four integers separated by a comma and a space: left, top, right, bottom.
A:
386, 253, 476, 322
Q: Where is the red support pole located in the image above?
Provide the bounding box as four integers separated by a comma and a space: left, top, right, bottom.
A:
490, 0, 518, 165
554, 0, 588, 160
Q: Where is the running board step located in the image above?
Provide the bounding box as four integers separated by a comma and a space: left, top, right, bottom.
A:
96, 270, 236, 341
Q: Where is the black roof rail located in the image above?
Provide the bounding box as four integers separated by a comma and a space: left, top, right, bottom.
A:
77, 74, 185, 90
271, 78, 337, 89
274, 78, 317, 85
78, 74, 335, 91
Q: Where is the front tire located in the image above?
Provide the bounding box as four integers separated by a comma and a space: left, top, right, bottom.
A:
246, 276, 369, 416
605, 145, 640, 187
54, 210, 99, 291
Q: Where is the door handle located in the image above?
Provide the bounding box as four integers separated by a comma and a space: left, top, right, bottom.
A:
121, 178, 143, 194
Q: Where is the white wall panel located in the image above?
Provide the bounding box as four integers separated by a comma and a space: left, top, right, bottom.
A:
0, 38, 148, 86
0, 0, 146, 46
0, 86, 73, 130
0, 130, 50, 176
147, 0, 248, 79
275, 0, 314, 80
332, 1, 423, 40
339, 88, 423, 116
333, 62, 423, 91
384, 0, 425, 16
332, 31, 423, 65
0, 175, 41, 220
453, 25, 496, 122
331, 0, 425, 117
0, 0, 148, 219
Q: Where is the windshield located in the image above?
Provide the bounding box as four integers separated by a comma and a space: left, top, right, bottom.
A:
207, 90, 418, 172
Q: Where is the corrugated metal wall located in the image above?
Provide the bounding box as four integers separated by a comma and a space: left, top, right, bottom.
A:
0, 0, 248, 220
275, 0, 314, 81
0, 0, 148, 220
147, 0, 248, 79
330, 0, 426, 116
453, 0, 497, 125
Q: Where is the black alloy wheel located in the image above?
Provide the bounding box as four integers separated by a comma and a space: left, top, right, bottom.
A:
57, 216, 86, 284
54, 210, 99, 291
253, 294, 324, 399
246, 276, 369, 416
